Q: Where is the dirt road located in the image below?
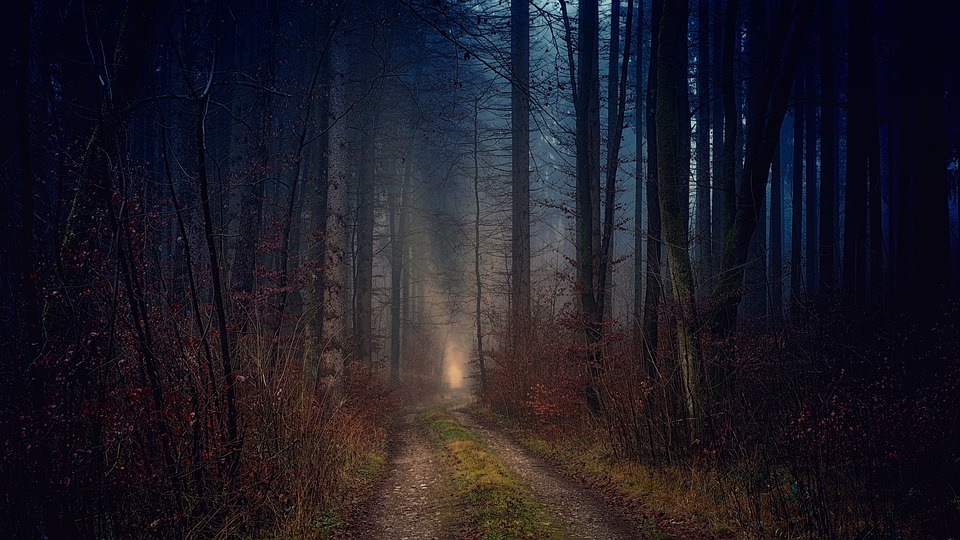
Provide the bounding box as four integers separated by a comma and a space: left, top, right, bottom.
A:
348, 411, 459, 540
350, 404, 643, 539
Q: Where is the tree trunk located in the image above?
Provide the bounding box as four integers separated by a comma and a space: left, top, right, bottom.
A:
743, 0, 768, 321
719, 0, 738, 271
633, 0, 646, 341
575, 0, 603, 413
642, 0, 663, 374
804, 58, 818, 294
603, 0, 621, 320
710, 0, 725, 281
694, 0, 711, 285
860, 0, 883, 307
473, 101, 487, 391
305, 56, 331, 385
356, 109, 377, 369
389, 157, 404, 385
511, 0, 530, 320
197, 93, 240, 476
843, 0, 871, 303
770, 138, 783, 322
600, 0, 634, 321
322, 39, 349, 396
818, 1, 836, 293
658, 0, 705, 443
791, 78, 803, 304
712, 0, 817, 334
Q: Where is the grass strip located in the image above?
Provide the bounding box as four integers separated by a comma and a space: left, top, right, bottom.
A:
420, 407, 566, 540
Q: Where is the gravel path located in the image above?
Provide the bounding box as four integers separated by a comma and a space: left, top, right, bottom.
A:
449, 407, 641, 540
349, 410, 457, 540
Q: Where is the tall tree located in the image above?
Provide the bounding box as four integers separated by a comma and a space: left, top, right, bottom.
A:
718, 0, 738, 275
743, 0, 768, 320
322, 36, 349, 395
642, 0, 663, 370
818, 0, 836, 292
633, 0, 646, 339
354, 11, 384, 369
657, 0, 707, 439
511, 0, 530, 318
472, 100, 488, 390
713, 0, 816, 333
790, 79, 803, 303
601, 0, 634, 320
694, 0, 712, 281
770, 137, 783, 320
356, 110, 377, 369
862, 1, 883, 306
572, 0, 603, 412
843, 0, 872, 302
804, 57, 818, 294
604, 0, 620, 320
390, 158, 404, 385
710, 0, 725, 280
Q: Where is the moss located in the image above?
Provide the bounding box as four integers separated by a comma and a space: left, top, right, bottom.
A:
420, 407, 566, 539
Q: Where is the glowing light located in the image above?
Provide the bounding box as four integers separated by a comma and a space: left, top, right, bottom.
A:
444, 337, 466, 389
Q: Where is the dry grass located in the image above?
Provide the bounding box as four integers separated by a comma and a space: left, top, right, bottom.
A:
421, 407, 566, 539
473, 405, 736, 540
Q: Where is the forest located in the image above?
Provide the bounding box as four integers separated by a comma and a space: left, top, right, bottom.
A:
2, 0, 959, 537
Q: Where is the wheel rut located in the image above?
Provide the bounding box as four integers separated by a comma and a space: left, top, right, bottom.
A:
352, 403, 643, 539
348, 410, 457, 540
449, 407, 641, 540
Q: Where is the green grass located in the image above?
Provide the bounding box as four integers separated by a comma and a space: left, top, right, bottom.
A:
420, 407, 566, 539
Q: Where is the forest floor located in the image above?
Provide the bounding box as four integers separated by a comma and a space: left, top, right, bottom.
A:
343, 397, 648, 539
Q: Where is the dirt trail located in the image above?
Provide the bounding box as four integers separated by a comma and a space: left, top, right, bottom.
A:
348, 410, 457, 540
352, 402, 642, 539
449, 406, 641, 540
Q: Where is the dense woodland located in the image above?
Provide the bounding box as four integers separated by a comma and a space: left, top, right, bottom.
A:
3, 0, 960, 537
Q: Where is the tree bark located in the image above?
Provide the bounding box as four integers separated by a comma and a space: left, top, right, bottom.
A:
574, 0, 603, 413
600, 0, 634, 321
633, 0, 646, 341
389, 157, 403, 385
473, 101, 487, 391
642, 0, 663, 374
356, 108, 377, 369
694, 0, 711, 284
511, 0, 530, 320
322, 38, 349, 396
658, 0, 706, 442
710, 0, 725, 281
